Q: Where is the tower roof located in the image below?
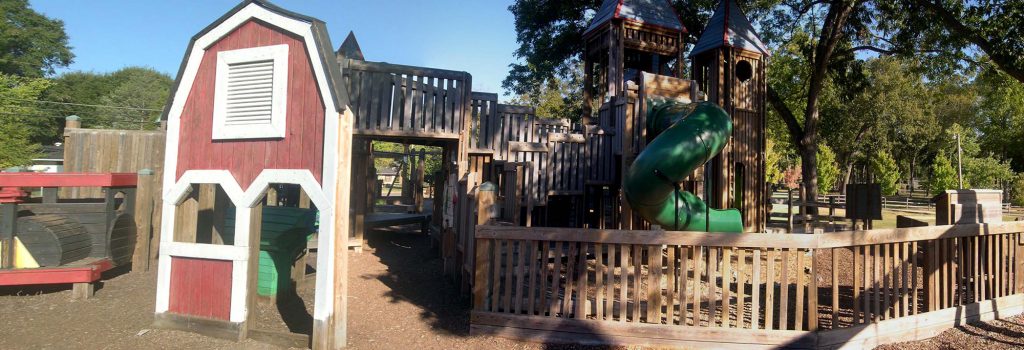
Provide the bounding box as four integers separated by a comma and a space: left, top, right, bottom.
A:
337, 31, 364, 60
689, 0, 770, 57
584, 0, 686, 36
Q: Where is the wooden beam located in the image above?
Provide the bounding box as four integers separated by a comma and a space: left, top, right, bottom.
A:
0, 172, 137, 187
330, 108, 355, 349
0, 202, 16, 269
132, 170, 156, 271
242, 201, 263, 341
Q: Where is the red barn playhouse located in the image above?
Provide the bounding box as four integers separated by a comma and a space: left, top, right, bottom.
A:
155, 1, 353, 347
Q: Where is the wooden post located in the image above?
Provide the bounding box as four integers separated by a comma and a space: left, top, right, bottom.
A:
0, 202, 17, 269
787, 189, 794, 233
150, 167, 164, 263
478, 182, 496, 226
473, 238, 491, 310
72, 282, 95, 300
196, 184, 218, 244
42, 188, 57, 203
242, 201, 264, 341
132, 169, 156, 271
64, 115, 81, 129
828, 196, 835, 227
174, 187, 199, 243
414, 150, 425, 213
294, 190, 312, 285
331, 110, 354, 349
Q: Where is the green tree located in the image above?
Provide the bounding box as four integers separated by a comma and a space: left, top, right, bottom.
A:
816, 143, 840, 194
929, 153, 958, 195
975, 63, 1024, 172
871, 151, 900, 196
962, 156, 1013, 189
96, 67, 172, 129
40, 67, 172, 134
880, 1, 1024, 84
0, 0, 73, 77
507, 65, 584, 121
1010, 174, 1024, 207
0, 74, 49, 167
765, 138, 784, 185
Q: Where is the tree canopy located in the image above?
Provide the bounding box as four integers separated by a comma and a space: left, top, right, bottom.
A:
0, 0, 73, 77
41, 67, 172, 136
0, 74, 49, 167
506, 0, 1024, 204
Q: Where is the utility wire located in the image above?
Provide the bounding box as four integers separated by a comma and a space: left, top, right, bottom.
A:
0, 97, 163, 112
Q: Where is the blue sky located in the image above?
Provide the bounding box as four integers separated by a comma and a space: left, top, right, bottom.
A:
29, 0, 520, 96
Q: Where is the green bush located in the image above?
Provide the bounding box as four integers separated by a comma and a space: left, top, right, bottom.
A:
929, 153, 958, 196
1011, 174, 1024, 207
871, 151, 901, 195
817, 143, 840, 193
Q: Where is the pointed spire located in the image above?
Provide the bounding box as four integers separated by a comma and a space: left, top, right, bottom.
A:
337, 31, 364, 61
584, 0, 686, 36
689, 0, 770, 57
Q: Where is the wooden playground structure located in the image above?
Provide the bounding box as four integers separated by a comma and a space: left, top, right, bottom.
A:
0, 172, 139, 299
121, 0, 1024, 349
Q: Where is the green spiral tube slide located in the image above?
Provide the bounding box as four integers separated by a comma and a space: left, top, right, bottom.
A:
622, 101, 743, 233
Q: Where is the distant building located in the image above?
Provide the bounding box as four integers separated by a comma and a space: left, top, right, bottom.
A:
28, 144, 64, 173
377, 166, 399, 185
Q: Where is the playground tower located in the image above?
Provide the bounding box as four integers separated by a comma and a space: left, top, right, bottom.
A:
691, 0, 769, 232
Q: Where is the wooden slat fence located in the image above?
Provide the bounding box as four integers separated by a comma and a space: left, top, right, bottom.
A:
471, 221, 1024, 348
62, 128, 165, 199
584, 125, 615, 185
469, 92, 499, 152
343, 59, 470, 139
547, 133, 586, 195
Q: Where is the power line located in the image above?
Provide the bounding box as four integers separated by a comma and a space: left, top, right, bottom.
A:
1, 97, 163, 112
2, 102, 160, 117
0, 110, 160, 123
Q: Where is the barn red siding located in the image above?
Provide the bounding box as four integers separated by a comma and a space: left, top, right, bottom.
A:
168, 256, 233, 321
175, 20, 326, 190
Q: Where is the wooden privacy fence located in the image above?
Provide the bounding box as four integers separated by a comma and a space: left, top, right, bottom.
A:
471, 221, 1024, 348
342, 59, 471, 139
60, 127, 166, 271
62, 128, 165, 198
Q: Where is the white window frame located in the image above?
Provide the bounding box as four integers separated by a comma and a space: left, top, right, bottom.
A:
212, 44, 289, 140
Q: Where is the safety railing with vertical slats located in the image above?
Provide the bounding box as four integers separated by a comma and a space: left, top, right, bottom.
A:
343, 59, 470, 139
471, 221, 1024, 348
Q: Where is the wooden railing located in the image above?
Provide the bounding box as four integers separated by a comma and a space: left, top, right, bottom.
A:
343, 59, 470, 139
470, 221, 1024, 348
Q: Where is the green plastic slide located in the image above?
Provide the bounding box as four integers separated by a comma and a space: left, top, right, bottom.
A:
622, 101, 743, 232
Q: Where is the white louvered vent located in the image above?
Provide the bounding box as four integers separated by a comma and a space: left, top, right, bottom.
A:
212, 44, 288, 140
224, 60, 274, 126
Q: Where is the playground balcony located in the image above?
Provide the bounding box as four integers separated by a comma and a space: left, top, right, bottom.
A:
341, 58, 471, 142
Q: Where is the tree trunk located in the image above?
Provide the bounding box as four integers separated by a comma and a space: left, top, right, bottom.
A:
800, 143, 819, 215
841, 161, 855, 195
909, 153, 917, 198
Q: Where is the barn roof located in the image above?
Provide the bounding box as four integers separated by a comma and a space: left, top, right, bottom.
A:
160, 0, 348, 120
584, 0, 687, 36
689, 0, 770, 57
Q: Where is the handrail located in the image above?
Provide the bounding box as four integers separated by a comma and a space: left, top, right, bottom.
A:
346, 59, 469, 81
0, 173, 138, 188
476, 220, 1024, 249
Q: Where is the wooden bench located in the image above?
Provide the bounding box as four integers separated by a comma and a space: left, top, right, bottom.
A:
0, 257, 113, 299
